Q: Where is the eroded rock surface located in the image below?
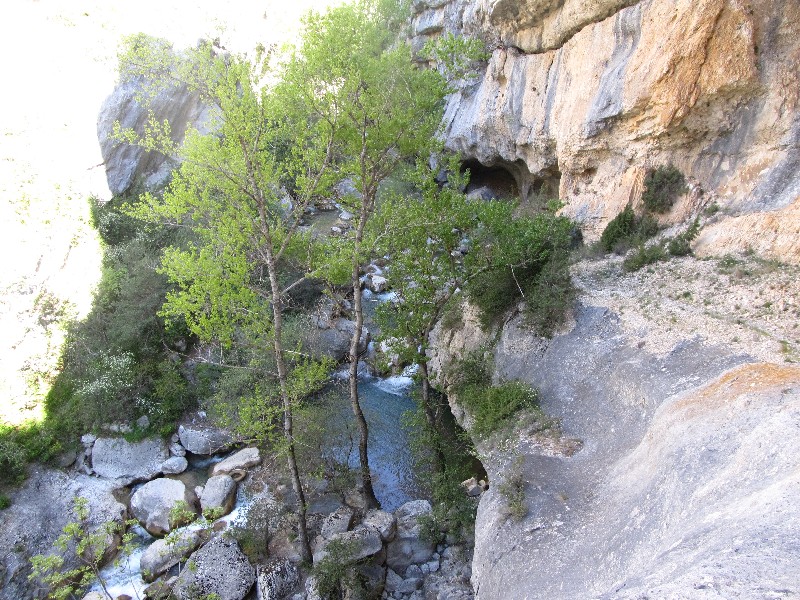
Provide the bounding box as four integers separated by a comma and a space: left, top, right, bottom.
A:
0, 468, 125, 600
140, 529, 204, 583
414, 0, 800, 264
172, 536, 255, 600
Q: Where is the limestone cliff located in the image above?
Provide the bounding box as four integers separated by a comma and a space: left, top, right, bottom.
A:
429, 255, 800, 599
413, 0, 800, 263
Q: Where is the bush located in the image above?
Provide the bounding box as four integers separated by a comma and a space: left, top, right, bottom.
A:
0, 494, 10, 509
667, 218, 701, 257
457, 378, 540, 438
623, 243, 666, 272
523, 250, 575, 337
642, 165, 687, 214
600, 206, 659, 254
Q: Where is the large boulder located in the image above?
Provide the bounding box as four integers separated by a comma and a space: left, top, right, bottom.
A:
178, 422, 233, 455
362, 509, 397, 542
173, 536, 255, 600
256, 559, 300, 600
210, 447, 261, 477
386, 500, 435, 573
90, 437, 168, 481
140, 529, 204, 583
312, 318, 370, 362
160, 456, 188, 475
97, 67, 212, 196
320, 506, 354, 539
0, 467, 125, 600
130, 478, 197, 537
199, 475, 238, 517
313, 525, 384, 564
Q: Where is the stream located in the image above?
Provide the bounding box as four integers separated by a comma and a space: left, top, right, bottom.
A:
95, 371, 421, 598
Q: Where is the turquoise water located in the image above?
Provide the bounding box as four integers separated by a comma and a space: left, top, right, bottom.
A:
355, 375, 421, 512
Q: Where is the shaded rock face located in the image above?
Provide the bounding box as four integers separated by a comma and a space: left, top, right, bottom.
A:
97, 74, 211, 196
130, 478, 197, 537
0, 468, 125, 600
173, 536, 255, 600
386, 500, 436, 573
430, 294, 800, 599
415, 0, 800, 263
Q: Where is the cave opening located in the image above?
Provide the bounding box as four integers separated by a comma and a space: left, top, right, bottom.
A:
461, 159, 519, 200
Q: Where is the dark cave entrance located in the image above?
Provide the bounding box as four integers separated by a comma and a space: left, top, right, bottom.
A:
461, 159, 519, 200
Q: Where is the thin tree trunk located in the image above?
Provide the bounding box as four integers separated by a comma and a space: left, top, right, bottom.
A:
419, 343, 446, 473
349, 202, 379, 509
266, 250, 313, 564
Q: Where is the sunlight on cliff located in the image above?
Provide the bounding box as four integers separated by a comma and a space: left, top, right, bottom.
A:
0, 0, 340, 425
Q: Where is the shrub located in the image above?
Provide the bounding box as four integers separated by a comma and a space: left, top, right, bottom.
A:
667, 218, 701, 257
0, 438, 27, 485
623, 243, 667, 272
600, 205, 637, 252
642, 165, 687, 214
523, 249, 575, 337
600, 206, 659, 254
0, 494, 10, 509
458, 380, 540, 438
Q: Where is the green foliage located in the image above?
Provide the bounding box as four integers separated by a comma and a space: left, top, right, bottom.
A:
623, 243, 667, 272
313, 538, 366, 599
623, 218, 702, 272
667, 217, 701, 257
0, 422, 61, 486
599, 205, 659, 254
423, 32, 490, 82
463, 211, 576, 332
0, 494, 10, 510
29, 496, 135, 600
460, 381, 540, 438
403, 399, 479, 544
523, 249, 576, 337
642, 165, 687, 214
498, 455, 527, 521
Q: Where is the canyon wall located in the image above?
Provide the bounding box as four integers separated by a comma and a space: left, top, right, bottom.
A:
419, 2, 800, 598
413, 0, 800, 263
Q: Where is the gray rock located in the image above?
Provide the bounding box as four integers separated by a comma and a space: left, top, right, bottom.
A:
312, 318, 370, 362
362, 509, 397, 542
386, 500, 435, 572
173, 536, 255, 600
160, 456, 188, 475
130, 478, 197, 536
256, 558, 300, 600
80, 433, 97, 448
169, 442, 186, 457
314, 525, 383, 564
140, 529, 204, 583
56, 449, 77, 468
200, 475, 238, 517
368, 274, 389, 293
211, 447, 261, 477
97, 69, 212, 196
91, 437, 169, 481
136, 415, 151, 430
320, 506, 354, 539
0, 467, 125, 600
465, 185, 498, 201
461, 477, 483, 497
178, 423, 233, 455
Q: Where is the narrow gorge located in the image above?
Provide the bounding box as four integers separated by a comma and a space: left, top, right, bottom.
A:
1, 1, 798, 599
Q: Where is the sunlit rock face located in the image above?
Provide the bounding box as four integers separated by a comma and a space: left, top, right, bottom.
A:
97, 73, 212, 196
414, 0, 800, 263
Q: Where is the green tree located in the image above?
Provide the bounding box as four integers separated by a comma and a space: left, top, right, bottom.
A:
300, 0, 449, 507
118, 34, 338, 563
29, 497, 134, 600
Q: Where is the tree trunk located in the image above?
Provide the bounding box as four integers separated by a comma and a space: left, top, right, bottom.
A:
419, 355, 446, 473
266, 252, 313, 564
348, 203, 380, 509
